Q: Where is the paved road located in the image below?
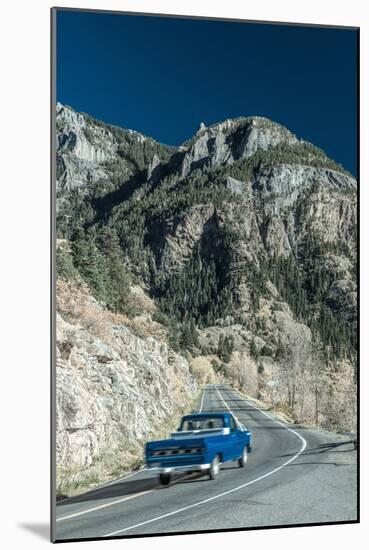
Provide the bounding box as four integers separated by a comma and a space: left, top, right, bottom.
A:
55, 384, 357, 541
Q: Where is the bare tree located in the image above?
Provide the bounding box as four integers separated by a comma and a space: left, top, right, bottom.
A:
279, 326, 312, 416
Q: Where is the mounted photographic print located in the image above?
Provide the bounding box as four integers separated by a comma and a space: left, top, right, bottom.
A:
51, 7, 359, 543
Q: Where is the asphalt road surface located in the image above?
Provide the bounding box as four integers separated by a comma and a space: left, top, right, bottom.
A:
55, 384, 357, 541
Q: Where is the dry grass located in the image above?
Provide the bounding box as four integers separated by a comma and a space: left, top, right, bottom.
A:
56, 278, 168, 343
56, 440, 144, 497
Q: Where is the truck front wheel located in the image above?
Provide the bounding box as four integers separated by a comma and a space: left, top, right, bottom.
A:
209, 455, 221, 480
159, 473, 171, 486
238, 446, 248, 467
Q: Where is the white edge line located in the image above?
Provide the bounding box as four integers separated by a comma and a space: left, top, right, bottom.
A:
103, 384, 307, 538
56, 490, 152, 522
199, 385, 206, 412
56, 468, 149, 520
215, 386, 243, 428
57, 466, 147, 511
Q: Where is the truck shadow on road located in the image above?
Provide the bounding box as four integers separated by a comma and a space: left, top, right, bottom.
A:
282, 441, 356, 459
174, 463, 242, 485
56, 476, 160, 507
56, 470, 206, 507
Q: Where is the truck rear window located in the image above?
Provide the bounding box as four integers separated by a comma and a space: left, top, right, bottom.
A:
180, 417, 225, 431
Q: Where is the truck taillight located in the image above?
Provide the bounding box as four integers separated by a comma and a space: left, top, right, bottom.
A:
152, 447, 202, 456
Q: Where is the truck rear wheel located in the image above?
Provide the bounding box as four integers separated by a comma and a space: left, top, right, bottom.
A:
238, 446, 248, 467
159, 473, 171, 486
209, 455, 221, 480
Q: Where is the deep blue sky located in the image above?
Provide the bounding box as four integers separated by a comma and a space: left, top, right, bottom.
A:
56, 10, 358, 175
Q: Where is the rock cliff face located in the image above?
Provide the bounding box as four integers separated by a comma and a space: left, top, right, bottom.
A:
57, 103, 116, 164
56, 103, 116, 193
178, 117, 298, 177
55, 280, 196, 494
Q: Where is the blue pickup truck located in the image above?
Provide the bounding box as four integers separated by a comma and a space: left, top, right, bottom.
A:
145, 412, 252, 485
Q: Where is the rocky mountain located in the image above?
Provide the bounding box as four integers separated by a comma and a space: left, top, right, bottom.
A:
55, 104, 357, 493
56, 102, 174, 236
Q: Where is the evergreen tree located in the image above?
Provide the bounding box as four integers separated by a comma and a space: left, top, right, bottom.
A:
249, 338, 259, 360
218, 334, 234, 363
56, 245, 76, 279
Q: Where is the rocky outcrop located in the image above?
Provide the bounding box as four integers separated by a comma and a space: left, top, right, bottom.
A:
178, 117, 298, 177
56, 288, 196, 493
56, 103, 117, 178
57, 102, 117, 164
225, 176, 246, 195
56, 154, 111, 194
56, 103, 118, 197
159, 205, 216, 275
147, 153, 162, 183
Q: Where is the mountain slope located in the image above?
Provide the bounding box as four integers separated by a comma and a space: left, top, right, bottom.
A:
56, 104, 357, 441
